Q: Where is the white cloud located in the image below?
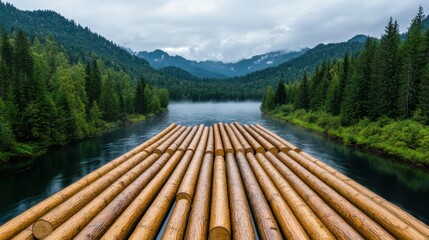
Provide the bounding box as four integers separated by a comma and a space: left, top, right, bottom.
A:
4, 0, 427, 62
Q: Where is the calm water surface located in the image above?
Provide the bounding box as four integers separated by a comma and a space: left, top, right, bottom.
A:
1, 101, 429, 226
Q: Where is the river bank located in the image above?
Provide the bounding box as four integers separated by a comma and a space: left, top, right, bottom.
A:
266, 105, 429, 170
0, 110, 166, 171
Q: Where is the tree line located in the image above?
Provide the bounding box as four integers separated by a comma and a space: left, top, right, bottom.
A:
262, 7, 429, 126
0, 30, 168, 156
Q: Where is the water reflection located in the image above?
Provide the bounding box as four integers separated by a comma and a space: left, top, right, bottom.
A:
1, 102, 428, 225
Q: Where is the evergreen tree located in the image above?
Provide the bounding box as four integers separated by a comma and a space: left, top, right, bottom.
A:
143, 84, 153, 114
274, 80, 287, 105
261, 86, 275, 111
296, 72, 310, 109
370, 18, 401, 119
0, 31, 13, 100
134, 77, 147, 114
158, 88, 169, 109
420, 62, 429, 124
401, 6, 426, 117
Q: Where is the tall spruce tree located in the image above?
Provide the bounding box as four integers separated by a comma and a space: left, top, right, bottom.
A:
274, 80, 287, 105
296, 72, 310, 109
370, 18, 401, 119
0, 31, 13, 100
401, 6, 426, 117
134, 77, 147, 114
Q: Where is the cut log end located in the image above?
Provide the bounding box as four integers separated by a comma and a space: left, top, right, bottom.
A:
32, 220, 53, 239
209, 227, 231, 240
176, 192, 192, 203
215, 149, 225, 157
268, 147, 278, 155
294, 147, 302, 153
255, 147, 265, 153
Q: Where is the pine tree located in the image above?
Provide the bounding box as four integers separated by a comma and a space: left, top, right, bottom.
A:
274, 80, 287, 105
261, 86, 275, 111
420, 62, 429, 124
296, 72, 310, 109
134, 77, 147, 114
370, 18, 401, 119
401, 6, 426, 117
0, 31, 13, 100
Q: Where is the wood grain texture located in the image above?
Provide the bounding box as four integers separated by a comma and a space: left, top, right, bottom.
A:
229, 123, 253, 154
0, 123, 176, 240
218, 122, 234, 154
205, 127, 215, 154
225, 152, 256, 240
209, 156, 231, 240
223, 123, 244, 153
263, 152, 363, 240
255, 124, 301, 152
243, 125, 277, 154
213, 123, 225, 157
232, 123, 264, 153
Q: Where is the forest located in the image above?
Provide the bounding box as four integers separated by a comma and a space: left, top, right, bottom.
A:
0, 30, 168, 164
262, 7, 429, 166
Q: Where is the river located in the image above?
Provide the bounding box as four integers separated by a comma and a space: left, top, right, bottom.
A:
1, 101, 429, 226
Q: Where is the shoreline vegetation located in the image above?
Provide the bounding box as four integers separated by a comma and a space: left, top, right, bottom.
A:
0, 109, 167, 171
261, 8, 429, 170
0, 30, 169, 170
264, 106, 429, 170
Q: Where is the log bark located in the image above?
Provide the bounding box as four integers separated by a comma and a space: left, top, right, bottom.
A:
129, 134, 208, 240
166, 127, 192, 154
176, 127, 209, 201
263, 152, 363, 240
277, 152, 394, 239
225, 152, 256, 240
185, 153, 214, 240
101, 150, 190, 240
249, 125, 289, 153
255, 153, 335, 240
229, 123, 253, 154
161, 199, 191, 240
232, 123, 264, 153
218, 122, 234, 154
245, 152, 309, 240
186, 124, 205, 152
255, 124, 301, 152
205, 127, 214, 154
235, 152, 282, 240
243, 125, 277, 154
213, 123, 224, 157
300, 151, 429, 238
287, 150, 427, 240
0, 123, 176, 240
223, 123, 244, 153
154, 126, 187, 155
209, 156, 231, 240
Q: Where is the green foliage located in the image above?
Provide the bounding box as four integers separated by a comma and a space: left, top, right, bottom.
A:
0, 30, 169, 164
261, 86, 275, 112
274, 81, 287, 105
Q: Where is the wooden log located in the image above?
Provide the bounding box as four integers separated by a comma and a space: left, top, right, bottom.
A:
128, 135, 209, 240
173, 126, 197, 153
209, 156, 231, 240
143, 125, 181, 154
225, 152, 256, 240
245, 152, 309, 239
249, 125, 289, 153
218, 122, 234, 154
161, 199, 191, 240
213, 123, 224, 157
0, 123, 176, 240
287, 150, 428, 240
235, 152, 282, 240
276, 152, 394, 239
254, 153, 335, 240
255, 124, 301, 152
263, 152, 363, 240
232, 123, 264, 153
229, 124, 253, 154
243, 125, 277, 154
185, 153, 214, 240
44, 152, 168, 240
205, 127, 214, 154
300, 151, 429, 238
223, 123, 244, 154
166, 126, 192, 154
63, 152, 174, 240
176, 127, 209, 201
32, 150, 153, 239
186, 124, 205, 152
100, 150, 189, 240
154, 126, 187, 155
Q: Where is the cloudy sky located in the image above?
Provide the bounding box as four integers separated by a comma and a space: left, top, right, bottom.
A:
4, 0, 427, 62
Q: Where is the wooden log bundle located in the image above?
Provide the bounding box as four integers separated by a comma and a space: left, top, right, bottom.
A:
1, 122, 428, 240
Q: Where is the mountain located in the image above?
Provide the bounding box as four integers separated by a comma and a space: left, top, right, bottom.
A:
0, 2, 161, 79
137, 49, 307, 79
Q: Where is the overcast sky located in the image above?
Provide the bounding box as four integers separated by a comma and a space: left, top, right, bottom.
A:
4, 0, 428, 62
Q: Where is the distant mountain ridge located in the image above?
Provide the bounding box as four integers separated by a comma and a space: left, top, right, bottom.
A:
137, 49, 307, 78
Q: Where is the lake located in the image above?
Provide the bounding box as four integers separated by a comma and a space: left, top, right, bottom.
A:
1, 101, 429, 225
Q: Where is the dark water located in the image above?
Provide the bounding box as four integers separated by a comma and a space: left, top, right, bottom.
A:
1, 102, 429, 226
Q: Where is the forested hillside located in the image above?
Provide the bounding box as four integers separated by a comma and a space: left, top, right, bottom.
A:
0, 30, 168, 165
262, 8, 429, 166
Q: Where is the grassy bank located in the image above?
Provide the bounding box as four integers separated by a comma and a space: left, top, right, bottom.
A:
0, 109, 166, 170
268, 104, 429, 169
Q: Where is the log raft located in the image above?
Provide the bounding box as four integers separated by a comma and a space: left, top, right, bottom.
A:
1, 123, 428, 240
